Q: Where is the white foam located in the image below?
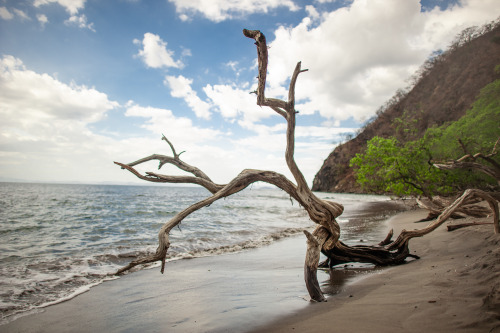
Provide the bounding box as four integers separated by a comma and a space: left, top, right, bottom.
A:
36, 276, 119, 308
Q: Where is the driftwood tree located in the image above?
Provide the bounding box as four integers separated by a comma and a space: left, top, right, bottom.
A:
425, 137, 500, 231
114, 30, 500, 302
434, 137, 500, 186
416, 138, 500, 221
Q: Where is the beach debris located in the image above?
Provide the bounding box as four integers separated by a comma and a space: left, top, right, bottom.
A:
416, 196, 492, 222
413, 139, 500, 224
447, 222, 494, 231
113, 29, 500, 303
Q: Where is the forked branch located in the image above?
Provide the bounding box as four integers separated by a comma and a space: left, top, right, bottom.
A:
113, 29, 500, 305
114, 29, 345, 302
434, 137, 500, 183
243, 29, 309, 192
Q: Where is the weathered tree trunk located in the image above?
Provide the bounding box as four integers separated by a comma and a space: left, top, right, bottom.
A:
113, 29, 500, 302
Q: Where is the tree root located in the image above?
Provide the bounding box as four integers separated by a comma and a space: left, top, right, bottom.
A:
314, 188, 498, 294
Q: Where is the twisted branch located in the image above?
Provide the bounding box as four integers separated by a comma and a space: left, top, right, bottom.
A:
243, 29, 342, 301
113, 29, 500, 304
434, 137, 500, 183
113, 29, 344, 302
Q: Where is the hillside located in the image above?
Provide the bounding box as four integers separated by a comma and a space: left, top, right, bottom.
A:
312, 22, 500, 193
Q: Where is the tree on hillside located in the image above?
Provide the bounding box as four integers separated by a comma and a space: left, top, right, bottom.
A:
349, 136, 457, 198
351, 79, 500, 199
114, 30, 499, 302
313, 20, 500, 193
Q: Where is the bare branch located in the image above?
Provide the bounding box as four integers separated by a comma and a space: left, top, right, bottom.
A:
115, 162, 223, 194
244, 29, 309, 191
161, 134, 179, 157
113, 168, 308, 275
243, 29, 268, 107
288, 61, 308, 109
434, 161, 500, 182
122, 138, 213, 182
434, 136, 500, 184
458, 138, 469, 156
447, 222, 493, 231
113, 28, 500, 304
270, 106, 287, 119
389, 189, 499, 251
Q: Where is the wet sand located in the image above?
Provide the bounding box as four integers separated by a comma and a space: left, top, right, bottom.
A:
1, 234, 314, 333
250, 209, 500, 333
2, 208, 499, 332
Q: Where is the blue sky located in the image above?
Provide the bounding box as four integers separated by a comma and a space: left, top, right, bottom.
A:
1, 0, 499, 186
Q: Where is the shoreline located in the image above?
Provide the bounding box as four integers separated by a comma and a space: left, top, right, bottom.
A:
2, 207, 499, 332
250, 209, 500, 333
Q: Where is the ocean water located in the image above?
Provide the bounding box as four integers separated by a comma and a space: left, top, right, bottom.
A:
0, 182, 402, 323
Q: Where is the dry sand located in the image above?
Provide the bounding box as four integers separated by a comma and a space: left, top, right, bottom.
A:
251, 209, 500, 333
1, 208, 499, 333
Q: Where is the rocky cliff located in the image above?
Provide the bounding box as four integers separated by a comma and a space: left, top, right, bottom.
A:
312, 23, 500, 193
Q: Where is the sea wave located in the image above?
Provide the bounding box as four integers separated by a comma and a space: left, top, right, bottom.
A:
0, 225, 309, 324
0, 183, 401, 325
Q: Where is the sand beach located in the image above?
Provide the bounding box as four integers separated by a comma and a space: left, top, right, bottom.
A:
251, 209, 500, 333
1, 208, 499, 333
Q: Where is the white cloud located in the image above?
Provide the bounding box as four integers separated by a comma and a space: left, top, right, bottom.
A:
203, 83, 273, 127
0, 55, 132, 183
164, 75, 211, 119
0, 7, 13, 20
168, 0, 299, 22
0, 7, 30, 20
37, 13, 49, 27
227, 121, 353, 185
65, 14, 95, 31
305, 5, 320, 20
0, 55, 343, 186
124, 102, 242, 181
33, 0, 86, 15
417, 0, 500, 49
33, 0, 96, 30
181, 47, 192, 57
125, 103, 219, 143
134, 33, 184, 69
225, 61, 239, 73
203, 84, 273, 123
266, 0, 500, 123
0, 55, 227, 184
0, 55, 118, 125
12, 8, 30, 20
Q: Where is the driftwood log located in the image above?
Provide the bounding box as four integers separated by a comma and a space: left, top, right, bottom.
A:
447, 222, 493, 231
113, 29, 500, 302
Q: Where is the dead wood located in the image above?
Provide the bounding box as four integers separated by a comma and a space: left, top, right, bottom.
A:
416, 196, 491, 221
447, 222, 493, 231
434, 137, 500, 185
113, 29, 500, 302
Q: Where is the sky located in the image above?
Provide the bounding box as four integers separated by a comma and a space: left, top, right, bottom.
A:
0, 0, 499, 187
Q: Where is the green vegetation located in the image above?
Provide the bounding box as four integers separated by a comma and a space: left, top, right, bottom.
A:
350, 79, 500, 197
